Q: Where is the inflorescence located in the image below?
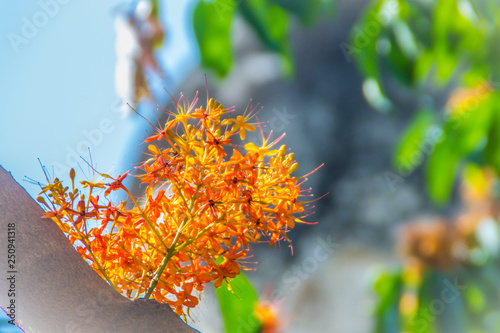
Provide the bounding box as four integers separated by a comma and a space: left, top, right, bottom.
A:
37, 92, 321, 316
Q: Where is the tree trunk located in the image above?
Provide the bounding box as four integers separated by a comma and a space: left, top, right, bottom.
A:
0, 166, 198, 333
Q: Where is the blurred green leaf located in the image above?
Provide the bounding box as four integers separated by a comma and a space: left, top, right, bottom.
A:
484, 96, 500, 173
432, 0, 456, 56
414, 50, 435, 82
373, 270, 403, 333
193, 0, 235, 77
350, 0, 385, 83
434, 51, 459, 85
394, 108, 434, 173
239, 0, 293, 75
487, 19, 500, 82
466, 284, 486, 313
427, 94, 494, 204
362, 78, 392, 113
273, 0, 336, 25
385, 19, 418, 86
426, 130, 460, 204
216, 272, 260, 333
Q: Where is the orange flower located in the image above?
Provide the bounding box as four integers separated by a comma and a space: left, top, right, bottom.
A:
255, 300, 282, 333
38, 93, 321, 317
104, 171, 129, 196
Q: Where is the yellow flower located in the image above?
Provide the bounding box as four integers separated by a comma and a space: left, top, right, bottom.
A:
228, 115, 256, 140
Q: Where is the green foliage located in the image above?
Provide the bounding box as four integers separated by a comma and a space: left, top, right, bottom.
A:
373, 269, 403, 333
274, 0, 335, 25
192, 0, 335, 77
216, 272, 261, 333
372, 238, 500, 332
426, 133, 461, 204
427, 95, 496, 203
484, 99, 500, 172
393, 108, 434, 174
348, 0, 384, 84
354, 2, 500, 332
239, 0, 293, 75
351, 0, 500, 204
193, 0, 235, 77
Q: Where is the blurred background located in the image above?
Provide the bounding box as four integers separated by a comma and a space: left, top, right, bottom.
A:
2, 0, 500, 332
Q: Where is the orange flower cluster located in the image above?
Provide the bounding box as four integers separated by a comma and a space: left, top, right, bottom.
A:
399, 219, 460, 271
37, 94, 318, 316
396, 166, 500, 319
254, 300, 283, 333
398, 166, 500, 273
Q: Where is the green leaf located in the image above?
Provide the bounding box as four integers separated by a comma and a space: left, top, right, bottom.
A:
487, 20, 500, 82
466, 284, 487, 313
451, 101, 494, 156
430, 0, 485, 86
484, 95, 500, 173
434, 50, 459, 85
273, 0, 336, 25
216, 272, 261, 333
426, 130, 460, 205
394, 109, 434, 174
414, 50, 435, 83
432, 0, 457, 54
350, 0, 385, 81
193, 0, 235, 77
362, 78, 392, 113
427, 98, 493, 204
239, 0, 293, 75
386, 19, 418, 86
350, 0, 398, 111
372, 269, 403, 333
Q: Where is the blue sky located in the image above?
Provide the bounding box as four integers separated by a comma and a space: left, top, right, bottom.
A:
0, 0, 197, 199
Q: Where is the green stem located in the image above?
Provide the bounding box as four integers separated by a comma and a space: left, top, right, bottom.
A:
144, 215, 188, 299
121, 186, 170, 251
144, 167, 206, 299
